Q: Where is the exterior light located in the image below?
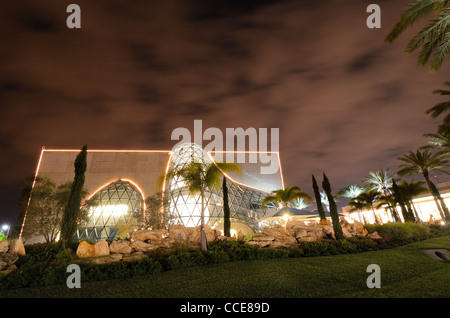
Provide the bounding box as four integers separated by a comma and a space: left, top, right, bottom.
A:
2, 225, 10, 240
283, 214, 290, 222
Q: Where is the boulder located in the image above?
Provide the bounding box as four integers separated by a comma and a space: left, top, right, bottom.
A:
76, 241, 96, 258
350, 220, 368, 236
252, 234, 275, 241
159, 237, 177, 249
0, 241, 9, 253
0, 253, 18, 270
1, 264, 17, 275
342, 227, 354, 238
110, 240, 132, 254
8, 238, 25, 256
368, 231, 382, 239
319, 219, 332, 226
131, 229, 167, 242
189, 225, 216, 244
261, 225, 291, 238
271, 236, 297, 248
122, 252, 148, 262
293, 229, 308, 239
217, 235, 236, 242
245, 240, 271, 248
296, 236, 318, 242
94, 240, 110, 256
131, 240, 157, 252
320, 224, 334, 236
237, 230, 245, 241
168, 225, 190, 242
286, 220, 307, 230
93, 254, 123, 265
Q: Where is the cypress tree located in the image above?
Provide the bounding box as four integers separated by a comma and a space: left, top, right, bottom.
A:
322, 173, 344, 240
312, 175, 326, 220
60, 145, 88, 244
223, 176, 231, 237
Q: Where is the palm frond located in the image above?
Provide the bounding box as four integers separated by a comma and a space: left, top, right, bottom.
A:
430, 27, 450, 71
385, 0, 449, 43
261, 195, 277, 210
425, 101, 450, 118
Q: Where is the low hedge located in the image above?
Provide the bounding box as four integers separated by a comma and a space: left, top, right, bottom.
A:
1, 223, 448, 290
364, 222, 432, 240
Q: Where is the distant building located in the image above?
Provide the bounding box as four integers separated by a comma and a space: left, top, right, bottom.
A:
342, 182, 450, 225
21, 143, 285, 243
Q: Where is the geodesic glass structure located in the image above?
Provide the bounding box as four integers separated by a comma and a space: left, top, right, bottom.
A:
76, 179, 144, 241
166, 143, 278, 233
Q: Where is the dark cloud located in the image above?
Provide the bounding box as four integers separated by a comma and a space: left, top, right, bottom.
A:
348, 51, 380, 72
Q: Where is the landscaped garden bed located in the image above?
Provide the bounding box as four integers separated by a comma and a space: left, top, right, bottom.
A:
0, 221, 448, 290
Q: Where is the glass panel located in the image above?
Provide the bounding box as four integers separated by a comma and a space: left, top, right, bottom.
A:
76, 180, 143, 242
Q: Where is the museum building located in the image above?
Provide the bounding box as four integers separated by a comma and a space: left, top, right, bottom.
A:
21, 143, 284, 243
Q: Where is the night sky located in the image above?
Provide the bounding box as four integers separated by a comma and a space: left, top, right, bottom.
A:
1, 0, 449, 228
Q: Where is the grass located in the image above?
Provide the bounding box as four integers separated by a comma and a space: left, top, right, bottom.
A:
1, 235, 449, 298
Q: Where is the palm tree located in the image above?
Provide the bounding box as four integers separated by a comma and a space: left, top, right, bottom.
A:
319, 191, 339, 212
261, 185, 312, 216
363, 169, 394, 195
165, 161, 241, 251
398, 179, 429, 222
375, 194, 400, 222
293, 197, 311, 210
338, 184, 365, 222
423, 131, 450, 151
392, 179, 416, 223
337, 184, 365, 199
385, 0, 450, 71
350, 190, 382, 224
425, 82, 450, 135
363, 169, 398, 220
397, 148, 450, 221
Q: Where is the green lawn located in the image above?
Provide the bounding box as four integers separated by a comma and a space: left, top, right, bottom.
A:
2, 235, 449, 298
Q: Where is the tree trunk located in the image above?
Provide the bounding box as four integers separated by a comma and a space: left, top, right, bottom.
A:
357, 209, 363, 223
424, 173, 445, 221
222, 177, 231, 237
411, 201, 421, 223
200, 191, 207, 252
371, 204, 380, 224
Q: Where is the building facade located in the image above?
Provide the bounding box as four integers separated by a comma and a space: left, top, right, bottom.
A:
342, 182, 450, 225
22, 143, 284, 243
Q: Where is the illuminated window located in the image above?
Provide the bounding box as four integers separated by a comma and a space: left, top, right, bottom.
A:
76, 179, 144, 242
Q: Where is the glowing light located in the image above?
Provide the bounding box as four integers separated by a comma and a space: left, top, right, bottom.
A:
90, 205, 128, 217
282, 213, 290, 222
20, 146, 46, 238
42, 149, 172, 153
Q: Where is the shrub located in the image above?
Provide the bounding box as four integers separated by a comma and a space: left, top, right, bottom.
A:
167, 251, 208, 270
365, 222, 431, 240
